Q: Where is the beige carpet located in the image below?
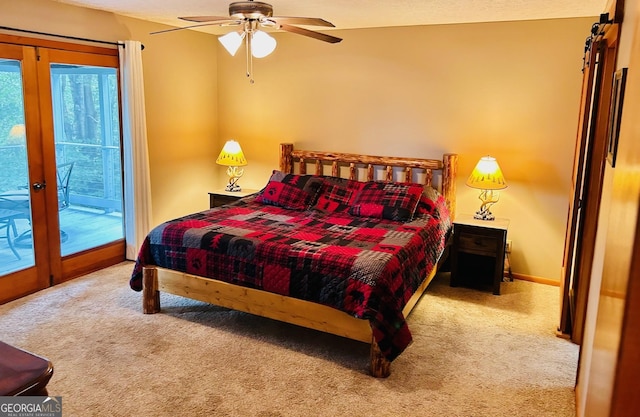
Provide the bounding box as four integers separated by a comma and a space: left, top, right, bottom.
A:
0, 262, 578, 416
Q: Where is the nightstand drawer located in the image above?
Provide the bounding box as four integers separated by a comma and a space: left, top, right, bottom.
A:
213, 194, 242, 207
209, 189, 259, 208
457, 233, 498, 255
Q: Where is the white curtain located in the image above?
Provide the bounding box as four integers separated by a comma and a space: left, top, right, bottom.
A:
119, 40, 153, 260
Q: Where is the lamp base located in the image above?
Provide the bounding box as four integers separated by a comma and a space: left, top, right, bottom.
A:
474, 210, 495, 221
224, 166, 244, 192
474, 189, 499, 221
225, 183, 242, 192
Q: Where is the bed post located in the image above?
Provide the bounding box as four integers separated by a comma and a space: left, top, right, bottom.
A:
142, 267, 160, 314
442, 153, 458, 220
370, 338, 391, 378
280, 143, 294, 173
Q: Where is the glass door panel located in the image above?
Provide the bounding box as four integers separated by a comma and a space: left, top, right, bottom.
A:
49, 64, 124, 257
0, 58, 35, 274
0, 43, 51, 304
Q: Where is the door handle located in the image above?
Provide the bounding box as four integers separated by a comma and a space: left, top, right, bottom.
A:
32, 182, 46, 191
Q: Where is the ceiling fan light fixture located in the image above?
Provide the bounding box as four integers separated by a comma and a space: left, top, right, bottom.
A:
219, 31, 245, 56
251, 30, 276, 58
162, 1, 342, 83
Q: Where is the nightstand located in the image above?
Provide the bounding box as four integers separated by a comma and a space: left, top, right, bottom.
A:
209, 189, 259, 208
450, 214, 509, 295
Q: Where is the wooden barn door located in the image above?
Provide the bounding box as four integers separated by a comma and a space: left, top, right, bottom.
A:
559, 21, 618, 343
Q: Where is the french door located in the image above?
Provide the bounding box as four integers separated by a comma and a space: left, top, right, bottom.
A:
0, 37, 125, 303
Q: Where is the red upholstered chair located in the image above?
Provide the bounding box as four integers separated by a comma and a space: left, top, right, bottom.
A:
0, 341, 54, 396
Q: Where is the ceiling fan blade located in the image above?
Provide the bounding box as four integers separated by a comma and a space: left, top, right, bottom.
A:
179, 16, 235, 23
278, 24, 342, 44
270, 17, 335, 27
150, 22, 235, 35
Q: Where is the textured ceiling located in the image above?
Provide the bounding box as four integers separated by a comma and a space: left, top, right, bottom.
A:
51, 0, 607, 34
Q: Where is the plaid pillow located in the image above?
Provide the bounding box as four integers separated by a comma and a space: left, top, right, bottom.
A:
313, 176, 365, 213
349, 182, 423, 222
414, 187, 441, 216
255, 171, 323, 210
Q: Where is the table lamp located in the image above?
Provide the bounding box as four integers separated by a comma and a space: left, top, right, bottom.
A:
466, 156, 507, 220
7, 124, 26, 144
216, 140, 248, 192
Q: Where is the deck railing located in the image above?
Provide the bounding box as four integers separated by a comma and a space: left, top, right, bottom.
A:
0, 143, 122, 213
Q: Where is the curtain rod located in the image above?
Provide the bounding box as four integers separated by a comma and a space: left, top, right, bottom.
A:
0, 25, 144, 49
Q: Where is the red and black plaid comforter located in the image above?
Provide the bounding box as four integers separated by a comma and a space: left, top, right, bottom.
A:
131, 195, 451, 361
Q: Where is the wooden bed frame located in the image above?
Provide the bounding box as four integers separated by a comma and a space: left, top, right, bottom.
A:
142, 143, 458, 377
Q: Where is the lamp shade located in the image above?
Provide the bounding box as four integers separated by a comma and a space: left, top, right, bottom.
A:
466, 156, 507, 190
9, 124, 26, 138
216, 140, 247, 167
219, 31, 245, 56
6, 123, 26, 144
251, 30, 276, 58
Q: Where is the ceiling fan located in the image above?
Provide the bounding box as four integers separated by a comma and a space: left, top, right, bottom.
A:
151, 1, 342, 82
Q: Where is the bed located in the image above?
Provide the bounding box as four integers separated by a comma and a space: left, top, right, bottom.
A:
131, 143, 458, 377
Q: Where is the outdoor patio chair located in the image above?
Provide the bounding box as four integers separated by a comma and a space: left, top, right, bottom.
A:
0, 203, 22, 259
55, 162, 74, 241
0, 162, 74, 247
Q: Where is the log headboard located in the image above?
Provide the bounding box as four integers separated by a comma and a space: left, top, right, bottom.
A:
278, 143, 458, 219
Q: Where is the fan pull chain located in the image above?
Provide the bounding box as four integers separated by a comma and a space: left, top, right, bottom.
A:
246, 30, 255, 84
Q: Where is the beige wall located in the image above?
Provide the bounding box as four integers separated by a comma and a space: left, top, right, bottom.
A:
0, 0, 219, 225
120, 17, 219, 224
1, 0, 594, 281
218, 18, 594, 281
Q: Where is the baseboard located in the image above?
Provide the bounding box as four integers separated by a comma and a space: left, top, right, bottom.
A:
506, 272, 560, 287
